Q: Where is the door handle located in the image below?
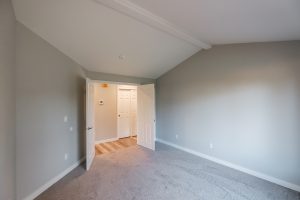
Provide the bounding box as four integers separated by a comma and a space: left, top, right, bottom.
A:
87, 127, 93, 130
118, 114, 120, 117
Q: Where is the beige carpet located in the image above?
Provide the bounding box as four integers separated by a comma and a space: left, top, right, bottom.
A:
36, 143, 299, 200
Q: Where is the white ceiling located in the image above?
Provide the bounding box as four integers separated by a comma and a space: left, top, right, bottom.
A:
130, 0, 300, 45
12, 0, 300, 79
12, 0, 201, 79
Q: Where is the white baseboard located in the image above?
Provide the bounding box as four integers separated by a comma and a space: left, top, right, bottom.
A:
156, 138, 300, 192
95, 137, 118, 144
23, 157, 86, 200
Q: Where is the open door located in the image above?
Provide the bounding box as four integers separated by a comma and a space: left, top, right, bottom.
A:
137, 84, 156, 150
85, 79, 95, 170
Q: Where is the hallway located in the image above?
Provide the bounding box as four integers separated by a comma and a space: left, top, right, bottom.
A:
95, 137, 137, 155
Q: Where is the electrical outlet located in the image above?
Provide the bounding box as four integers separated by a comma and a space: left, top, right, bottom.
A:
209, 143, 213, 149
69, 126, 73, 132
64, 153, 68, 160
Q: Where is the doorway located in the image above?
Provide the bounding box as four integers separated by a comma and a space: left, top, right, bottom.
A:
117, 85, 137, 139
85, 79, 156, 170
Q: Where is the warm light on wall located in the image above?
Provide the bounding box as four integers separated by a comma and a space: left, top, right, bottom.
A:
101, 83, 108, 88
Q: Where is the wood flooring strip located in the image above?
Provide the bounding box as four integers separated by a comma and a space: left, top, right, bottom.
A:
111, 141, 124, 149
95, 145, 105, 154
96, 144, 110, 153
95, 137, 137, 156
116, 141, 128, 148
95, 145, 102, 153
108, 142, 121, 150
100, 144, 113, 152
95, 147, 102, 155
128, 138, 136, 145
102, 143, 116, 152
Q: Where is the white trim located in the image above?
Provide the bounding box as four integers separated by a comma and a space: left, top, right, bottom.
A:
156, 139, 300, 192
23, 157, 86, 200
95, 137, 118, 144
118, 85, 137, 90
95, 0, 211, 49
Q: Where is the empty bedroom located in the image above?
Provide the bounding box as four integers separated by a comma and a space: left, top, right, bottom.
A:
0, 0, 299, 200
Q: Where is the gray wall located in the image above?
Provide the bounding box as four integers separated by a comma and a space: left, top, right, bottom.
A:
156, 41, 300, 186
16, 22, 86, 200
0, 0, 16, 199
94, 83, 117, 141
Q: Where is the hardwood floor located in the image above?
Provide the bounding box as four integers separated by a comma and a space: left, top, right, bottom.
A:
95, 137, 137, 155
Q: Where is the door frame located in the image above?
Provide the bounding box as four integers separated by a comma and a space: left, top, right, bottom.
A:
85, 79, 156, 160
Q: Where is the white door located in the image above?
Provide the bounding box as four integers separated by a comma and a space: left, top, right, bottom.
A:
86, 79, 95, 170
137, 84, 156, 150
117, 86, 137, 138
118, 89, 131, 138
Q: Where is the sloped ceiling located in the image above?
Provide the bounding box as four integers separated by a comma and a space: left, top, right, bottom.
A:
130, 0, 300, 45
12, 0, 300, 79
12, 0, 202, 79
